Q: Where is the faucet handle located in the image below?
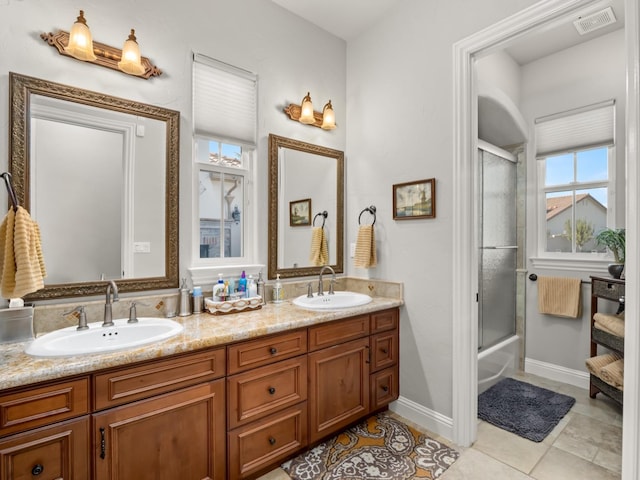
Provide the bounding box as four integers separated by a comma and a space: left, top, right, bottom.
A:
63, 306, 88, 330
128, 301, 149, 324
306, 282, 314, 298
328, 278, 337, 295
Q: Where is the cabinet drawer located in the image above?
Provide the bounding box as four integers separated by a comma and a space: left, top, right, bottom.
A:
371, 365, 399, 410
228, 356, 307, 429
0, 377, 89, 438
308, 315, 370, 351
592, 279, 625, 302
371, 308, 399, 333
227, 330, 307, 375
94, 348, 225, 410
371, 330, 399, 373
0, 416, 90, 479
228, 403, 307, 479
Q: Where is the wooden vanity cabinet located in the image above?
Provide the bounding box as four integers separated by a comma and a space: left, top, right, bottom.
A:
92, 348, 227, 480
0, 377, 90, 480
227, 330, 308, 479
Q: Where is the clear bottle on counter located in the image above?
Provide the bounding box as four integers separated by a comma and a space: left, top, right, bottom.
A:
247, 275, 257, 298
272, 274, 284, 304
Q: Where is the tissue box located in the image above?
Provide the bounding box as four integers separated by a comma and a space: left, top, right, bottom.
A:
0, 305, 34, 343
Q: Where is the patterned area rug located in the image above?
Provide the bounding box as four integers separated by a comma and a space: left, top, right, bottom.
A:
478, 377, 576, 442
282, 413, 459, 480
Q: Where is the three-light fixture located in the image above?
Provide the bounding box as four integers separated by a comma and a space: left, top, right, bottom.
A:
284, 92, 336, 130
40, 10, 162, 79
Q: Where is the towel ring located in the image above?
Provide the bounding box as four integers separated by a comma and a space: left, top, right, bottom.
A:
358, 205, 376, 226
313, 211, 328, 227
0, 172, 18, 212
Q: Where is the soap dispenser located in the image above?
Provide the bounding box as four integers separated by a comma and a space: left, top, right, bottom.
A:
178, 278, 191, 316
272, 274, 284, 304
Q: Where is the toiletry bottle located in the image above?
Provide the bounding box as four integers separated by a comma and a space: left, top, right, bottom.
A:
272, 274, 284, 303
192, 286, 203, 314
257, 271, 266, 304
212, 274, 225, 301
178, 278, 191, 316
238, 270, 247, 296
247, 275, 257, 298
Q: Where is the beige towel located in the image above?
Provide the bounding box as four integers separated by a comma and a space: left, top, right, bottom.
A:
600, 358, 624, 390
0, 206, 46, 298
309, 227, 328, 266
585, 352, 622, 376
354, 225, 377, 268
537, 276, 582, 318
594, 312, 625, 338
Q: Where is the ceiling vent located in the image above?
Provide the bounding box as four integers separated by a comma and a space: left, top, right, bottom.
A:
573, 7, 617, 35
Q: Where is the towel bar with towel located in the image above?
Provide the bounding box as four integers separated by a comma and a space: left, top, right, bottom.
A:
529, 273, 590, 284
0, 172, 18, 212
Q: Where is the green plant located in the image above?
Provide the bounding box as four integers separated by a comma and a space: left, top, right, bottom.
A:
595, 228, 626, 263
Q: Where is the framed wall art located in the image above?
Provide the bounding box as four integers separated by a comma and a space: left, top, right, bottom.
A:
289, 198, 311, 226
393, 178, 436, 220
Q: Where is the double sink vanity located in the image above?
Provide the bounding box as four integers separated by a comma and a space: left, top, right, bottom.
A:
0, 288, 401, 479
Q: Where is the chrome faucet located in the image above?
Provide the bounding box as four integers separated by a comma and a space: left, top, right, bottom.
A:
103, 280, 119, 327
317, 265, 336, 296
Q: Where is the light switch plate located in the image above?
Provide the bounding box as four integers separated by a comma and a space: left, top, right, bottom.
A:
133, 242, 151, 253
350, 242, 356, 258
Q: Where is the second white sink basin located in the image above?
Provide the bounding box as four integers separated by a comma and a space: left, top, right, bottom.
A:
25, 317, 183, 357
293, 291, 372, 310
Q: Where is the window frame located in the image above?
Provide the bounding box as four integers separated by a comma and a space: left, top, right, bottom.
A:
535, 144, 616, 262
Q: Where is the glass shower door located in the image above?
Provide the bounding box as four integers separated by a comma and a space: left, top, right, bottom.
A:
478, 148, 517, 350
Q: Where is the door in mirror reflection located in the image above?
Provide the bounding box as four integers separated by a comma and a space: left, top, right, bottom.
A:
30, 95, 166, 283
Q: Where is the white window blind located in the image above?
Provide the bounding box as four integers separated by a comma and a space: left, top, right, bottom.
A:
193, 53, 257, 146
535, 100, 615, 157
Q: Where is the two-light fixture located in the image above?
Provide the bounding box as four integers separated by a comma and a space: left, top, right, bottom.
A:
284, 92, 336, 130
40, 10, 162, 79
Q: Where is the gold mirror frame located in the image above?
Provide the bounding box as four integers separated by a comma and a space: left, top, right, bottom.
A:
9, 72, 180, 300
268, 134, 344, 279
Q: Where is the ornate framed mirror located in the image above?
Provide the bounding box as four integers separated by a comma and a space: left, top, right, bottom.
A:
9, 72, 180, 300
268, 134, 344, 279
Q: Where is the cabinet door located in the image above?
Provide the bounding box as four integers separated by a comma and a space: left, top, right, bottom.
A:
371, 365, 399, 410
308, 337, 370, 443
0, 417, 89, 480
93, 380, 225, 480
370, 330, 399, 373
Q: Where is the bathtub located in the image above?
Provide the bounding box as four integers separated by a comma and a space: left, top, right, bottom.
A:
478, 335, 520, 394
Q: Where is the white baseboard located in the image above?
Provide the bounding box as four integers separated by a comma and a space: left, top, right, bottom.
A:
524, 357, 590, 390
389, 395, 454, 442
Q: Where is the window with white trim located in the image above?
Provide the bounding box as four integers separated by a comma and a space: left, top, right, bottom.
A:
193, 54, 257, 262
536, 101, 615, 257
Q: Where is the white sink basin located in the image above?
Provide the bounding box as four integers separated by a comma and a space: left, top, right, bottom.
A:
293, 291, 372, 310
25, 317, 183, 357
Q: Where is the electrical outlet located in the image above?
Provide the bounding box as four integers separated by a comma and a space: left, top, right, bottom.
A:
133, 242, 151, 253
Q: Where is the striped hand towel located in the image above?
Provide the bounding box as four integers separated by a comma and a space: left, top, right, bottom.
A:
537, 276, 581, 318
354, 224, 377, 268
0, 206, 47, 298
309, 227, 328, 266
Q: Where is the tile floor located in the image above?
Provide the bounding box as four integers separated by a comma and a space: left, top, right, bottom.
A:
258, 371, 622, 480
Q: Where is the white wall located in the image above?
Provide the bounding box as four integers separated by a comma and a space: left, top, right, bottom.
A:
0, 0, 347, 285
345, 0, 539, 418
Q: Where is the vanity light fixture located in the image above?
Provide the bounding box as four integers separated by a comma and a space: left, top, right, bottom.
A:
283, 92, 337, 130
40, 10, 162, 79
117, 29, 145, 76
64, 10, 97, 62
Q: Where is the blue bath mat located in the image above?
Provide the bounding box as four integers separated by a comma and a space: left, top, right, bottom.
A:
478, 377, 575, 442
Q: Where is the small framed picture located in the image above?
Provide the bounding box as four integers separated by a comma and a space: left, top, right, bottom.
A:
393, 178, 436, 220
289, 198, 311, 226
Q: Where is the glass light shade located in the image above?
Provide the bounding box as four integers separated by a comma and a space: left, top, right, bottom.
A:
299, 92, 316, 124
118, 29, 146, 75
64, 10, 97, 62
321, 101, 336, 130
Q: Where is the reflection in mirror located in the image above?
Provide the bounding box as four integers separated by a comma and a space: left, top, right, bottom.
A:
268, 134, 343, 279
9, 72, 180, 300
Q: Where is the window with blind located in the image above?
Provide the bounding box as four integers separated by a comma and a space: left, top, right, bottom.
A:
193, 54, 257, 261
536, 101, 615, 257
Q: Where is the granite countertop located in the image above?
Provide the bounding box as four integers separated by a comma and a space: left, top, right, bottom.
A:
0, 297, 402, 391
